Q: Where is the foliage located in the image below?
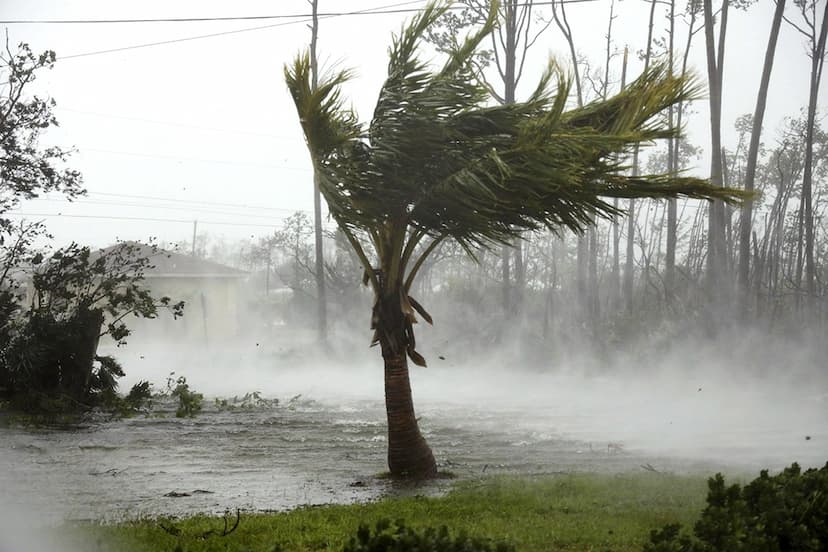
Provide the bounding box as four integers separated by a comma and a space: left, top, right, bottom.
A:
0, 42, 83, 223
167, 374, 203, 418
2, 41, 84, 400
0, 241, 184, 413
645, 462, 828, 552
215, 391, 278, 411
343, 519, 514, 552
123, 380, 153, 410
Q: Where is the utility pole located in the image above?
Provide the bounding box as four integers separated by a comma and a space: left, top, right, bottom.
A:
191, 220, 198, 257
309, 0, 327, 343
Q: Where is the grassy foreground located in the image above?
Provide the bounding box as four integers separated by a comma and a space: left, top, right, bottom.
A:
80, 473, 708, 552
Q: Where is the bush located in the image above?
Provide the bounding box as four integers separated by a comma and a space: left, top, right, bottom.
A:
0, 241, 184, 414
342, 519, 514, 552
645, 462, 828, 552
169, 375, 203, 418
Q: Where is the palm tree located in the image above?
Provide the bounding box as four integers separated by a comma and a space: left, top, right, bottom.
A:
285, 1, 744, 478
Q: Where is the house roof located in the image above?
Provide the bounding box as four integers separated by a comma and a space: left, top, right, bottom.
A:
98, 242, 248, 279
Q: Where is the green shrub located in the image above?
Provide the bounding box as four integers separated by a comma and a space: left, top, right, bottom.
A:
645, 462, 828, 552
342, 519, 514, 552
170, 376, 203, 418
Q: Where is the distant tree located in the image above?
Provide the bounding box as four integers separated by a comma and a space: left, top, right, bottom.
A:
738, 0, 786, 306
625, 0, 659, 315
783, 0, 828, 301
286, 1, 744, 477
702, 0, 758, 298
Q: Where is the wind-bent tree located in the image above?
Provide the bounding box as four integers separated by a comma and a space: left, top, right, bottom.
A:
285, 2, 744, 478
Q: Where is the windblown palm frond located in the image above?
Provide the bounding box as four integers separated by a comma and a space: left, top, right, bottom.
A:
286, 1, 742, 253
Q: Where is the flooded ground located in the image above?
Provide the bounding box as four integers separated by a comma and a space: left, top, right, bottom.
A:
1, 340, 826, 524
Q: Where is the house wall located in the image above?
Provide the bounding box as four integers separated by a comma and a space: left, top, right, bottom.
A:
120, 276, 245, 344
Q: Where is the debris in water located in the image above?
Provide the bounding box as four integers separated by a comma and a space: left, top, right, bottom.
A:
89, 468, 126, 477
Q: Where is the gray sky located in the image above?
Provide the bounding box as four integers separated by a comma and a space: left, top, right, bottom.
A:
1, 0, 822, 250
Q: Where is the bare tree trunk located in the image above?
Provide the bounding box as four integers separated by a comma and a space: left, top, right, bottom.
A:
625, 0, 657, 314
552, 0, 588, 320
802, 0, 828, 300
501, 244, 511, 311
703, 0, 729, 297
665, 0, 677, 299
738, 0, 785, 313
309, 0, 327, 343
610, 47, 629, 310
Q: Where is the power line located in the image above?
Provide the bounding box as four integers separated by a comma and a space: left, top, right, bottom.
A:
55, 106, 299, 140
6, 211, 277, 227
1, 1, 598, 25
18, 0, 600, 61
30, 197, 304, 219
7, 211, 338, 229
54, 2, 428, 61
0, 1, 429, 24
84, 190, 310, 213
78, 147, 311, 171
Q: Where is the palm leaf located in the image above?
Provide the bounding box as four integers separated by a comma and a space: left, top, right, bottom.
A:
285, 0, 749, 264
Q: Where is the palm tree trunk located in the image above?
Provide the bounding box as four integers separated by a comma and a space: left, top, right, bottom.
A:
382, 347, 436, 477
376, 292, 437, 478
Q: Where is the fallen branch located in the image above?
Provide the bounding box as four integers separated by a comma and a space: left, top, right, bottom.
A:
200, 509, 241, 539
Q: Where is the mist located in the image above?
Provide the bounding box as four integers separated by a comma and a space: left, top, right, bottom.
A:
112, 321, 826, 469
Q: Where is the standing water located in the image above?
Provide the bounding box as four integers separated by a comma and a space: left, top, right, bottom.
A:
1, 338, 826, 524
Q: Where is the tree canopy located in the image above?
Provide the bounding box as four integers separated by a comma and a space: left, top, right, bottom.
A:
286, 2, 742, 268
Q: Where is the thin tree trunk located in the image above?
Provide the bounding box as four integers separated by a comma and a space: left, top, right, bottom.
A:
501, 244, 511, 311
665, 0, 677, 299
625, 0, 657, 314
610, 47, 629, 310
802, 0, 828, 299
500, 0, 520, 314
703, 0, 729, 295
552, 0, 589, 320
738, 0, 785, 309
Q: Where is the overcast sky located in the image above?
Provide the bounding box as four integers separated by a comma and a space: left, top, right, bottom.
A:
1, 0, 823, 251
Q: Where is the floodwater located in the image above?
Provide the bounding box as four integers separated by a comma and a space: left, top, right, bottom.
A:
1, 340, 826, 525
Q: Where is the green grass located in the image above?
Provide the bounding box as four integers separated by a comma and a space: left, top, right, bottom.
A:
73, 473, 708, 552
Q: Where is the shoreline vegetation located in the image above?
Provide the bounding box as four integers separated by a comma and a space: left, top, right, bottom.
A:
71, 473, 710, 552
